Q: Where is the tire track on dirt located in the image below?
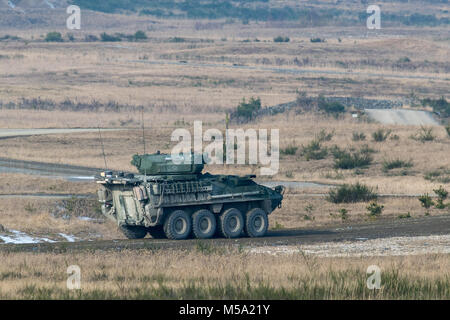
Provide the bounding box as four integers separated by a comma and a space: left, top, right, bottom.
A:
1, 214, 449, 253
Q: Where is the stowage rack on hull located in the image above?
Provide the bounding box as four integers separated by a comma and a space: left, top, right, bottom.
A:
95, 153, 284, 240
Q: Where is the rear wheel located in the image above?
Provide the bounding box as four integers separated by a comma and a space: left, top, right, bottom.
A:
163, 210, 192, 240
245, 208, 268, 237
218, 208, 244, 238
147, 225, 166, 239
192, 209, 216, 239
120, 225, 147, 239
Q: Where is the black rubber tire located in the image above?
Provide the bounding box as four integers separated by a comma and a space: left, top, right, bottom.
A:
147, 225, 166, 239
218, 208, 244, 238
119, 225, 147, 239
245, 208, 268, 238
163, 210, 192, 240
192, 209, 216, 239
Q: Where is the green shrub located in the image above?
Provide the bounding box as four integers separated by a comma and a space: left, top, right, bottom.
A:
366, 201, 384, 218
418, 193, 434, 209
332, 208, 348, 221
382, 159, 413, 171
421, 96, 450, 118
433, 186, 448, 209
280, 144, 298, 156
332, 147, 372, 169
300, 139, 328, 161
310, 38, 325, 43
328, 183, 377, 203
169, 37, 186, 43
411, 126, 435, 142
100, 32, 121, 42
372, 128, 391, 142
134, 30, 147, 40
318, 98, 345, 115
274, 36, 290, 43
45, 32, 63, 42
352, 132, 366, 141
424, 168, 450, 183
234, 97, 261, 122
316, 129, 334, 142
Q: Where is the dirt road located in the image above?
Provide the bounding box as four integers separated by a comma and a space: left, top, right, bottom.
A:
1, 214, 448, 253
365, 108, 440, 125
0, 128, 120, 139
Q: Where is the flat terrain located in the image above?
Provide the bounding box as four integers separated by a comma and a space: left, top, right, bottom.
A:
0, 0, 448, 299
1, 214, 449, 253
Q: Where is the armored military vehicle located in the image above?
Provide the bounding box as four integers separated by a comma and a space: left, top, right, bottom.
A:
96, 152, 284, 240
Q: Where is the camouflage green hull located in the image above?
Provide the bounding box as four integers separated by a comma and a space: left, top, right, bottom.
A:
96, 154, 284, 240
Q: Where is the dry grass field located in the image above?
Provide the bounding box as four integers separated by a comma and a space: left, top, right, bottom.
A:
0, 0, 449, 300
0, 249, 448, 299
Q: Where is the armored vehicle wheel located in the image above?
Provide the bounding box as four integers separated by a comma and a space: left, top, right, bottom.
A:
218, 208, 244, 238
147, 225, 166, 239
120, 226, 147, 239
192, 209, 216, 239
245, 208, 268, 237
164, 210, 192, 240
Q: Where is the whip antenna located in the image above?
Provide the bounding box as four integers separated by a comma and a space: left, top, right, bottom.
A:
98, 126, 108, 170
141, 106, 146, 155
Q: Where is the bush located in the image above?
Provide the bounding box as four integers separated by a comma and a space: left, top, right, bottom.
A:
318, 98, 345, 115
280, 144, 298, 156
328, 183, 377, 203
233, 97, 261, 123
100, 32, 121, 42
445, 125, 450, 137
85, 34, 99, 42
316, 129, 334, 142
332, 147, 372, 169
424, 168, 450, 184
45, 32, 63, 42
366, 201, 384, 218
418, 193, 434, 209
134, 30, 147, 40
382, 159, 413, 171
433, 186, 448, 209
310, 38, 325, 43
422, 96, 450, 118
372, 128, 391, 142
169, 37, 186, 43
274, 36, 290, 43
411, 126, 435, 142
352, 132, 366, 141
300, 140, 328, 161
331, 208, 348, 221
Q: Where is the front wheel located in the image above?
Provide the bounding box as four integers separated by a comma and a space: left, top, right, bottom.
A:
120, 225, 147, 239
218, 208, 244, 238
163, 210, 192, 240
245, 208, 268, 238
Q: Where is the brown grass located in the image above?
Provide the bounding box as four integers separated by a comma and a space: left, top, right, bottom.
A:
0, 249, 448, 299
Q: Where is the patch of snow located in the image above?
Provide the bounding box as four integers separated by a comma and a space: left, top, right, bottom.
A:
0, 230, 55, 244
58, 233, 77, 242
78, 216, 103, 222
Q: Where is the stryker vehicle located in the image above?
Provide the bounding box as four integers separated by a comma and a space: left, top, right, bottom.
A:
96, 152, 284, 240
